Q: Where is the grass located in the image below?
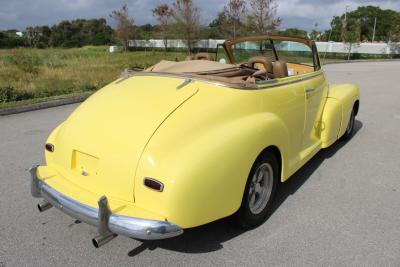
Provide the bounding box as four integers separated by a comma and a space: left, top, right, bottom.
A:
0, 46, 186, 105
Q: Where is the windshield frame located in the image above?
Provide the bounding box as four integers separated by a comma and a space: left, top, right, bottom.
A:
222, 35, 319, 71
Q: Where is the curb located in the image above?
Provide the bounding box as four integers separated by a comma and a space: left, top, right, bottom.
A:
0, 94, 90, 116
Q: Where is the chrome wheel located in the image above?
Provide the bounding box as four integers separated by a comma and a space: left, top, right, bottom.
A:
248, 163, 274, 215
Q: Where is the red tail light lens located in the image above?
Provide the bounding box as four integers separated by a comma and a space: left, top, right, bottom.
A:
144, 178, 164, 192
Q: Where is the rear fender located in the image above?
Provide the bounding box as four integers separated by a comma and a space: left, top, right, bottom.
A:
134, 113, 290, 228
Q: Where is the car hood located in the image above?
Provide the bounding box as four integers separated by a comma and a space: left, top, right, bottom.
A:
49, 76, 198, 203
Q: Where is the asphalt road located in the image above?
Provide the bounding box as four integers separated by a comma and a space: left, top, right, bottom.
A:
1, 62, 399, 266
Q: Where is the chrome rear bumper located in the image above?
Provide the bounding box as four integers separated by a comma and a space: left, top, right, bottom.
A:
30, 166, 183, 241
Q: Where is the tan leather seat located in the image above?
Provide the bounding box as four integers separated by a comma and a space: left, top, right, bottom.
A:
185, 55, 194, 61
272, 61, 288, 78
185, 53, 214, 61
248, 56, 273, 73
194, 53, 213, 61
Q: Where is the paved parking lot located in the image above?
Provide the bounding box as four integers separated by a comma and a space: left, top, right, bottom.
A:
0, 61, 399, 266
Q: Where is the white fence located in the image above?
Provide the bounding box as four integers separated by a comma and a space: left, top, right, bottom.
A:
128, 39, 226, 49
317, 42, 399, 55
127, 39, 400, 55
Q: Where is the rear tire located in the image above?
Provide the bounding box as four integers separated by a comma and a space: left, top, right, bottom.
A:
340, 107, 356, 141
235, 150, 278, 229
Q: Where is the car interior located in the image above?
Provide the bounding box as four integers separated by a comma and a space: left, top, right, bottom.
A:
127, 37, 318, 86
143, 54, 314, 86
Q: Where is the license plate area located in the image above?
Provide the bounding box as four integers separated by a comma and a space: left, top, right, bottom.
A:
71, 150, 99, 177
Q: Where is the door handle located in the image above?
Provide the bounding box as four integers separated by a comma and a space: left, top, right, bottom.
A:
305, 88, 315, 93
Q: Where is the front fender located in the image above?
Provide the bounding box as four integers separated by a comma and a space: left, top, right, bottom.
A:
321, 83, 360, 147
134, 112, 290, 228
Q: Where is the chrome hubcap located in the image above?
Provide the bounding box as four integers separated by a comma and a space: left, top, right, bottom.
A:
248, 163, 274, 215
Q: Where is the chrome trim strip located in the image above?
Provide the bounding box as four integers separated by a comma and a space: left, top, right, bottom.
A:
124, 71, 323, 90
30, 166, 183, 240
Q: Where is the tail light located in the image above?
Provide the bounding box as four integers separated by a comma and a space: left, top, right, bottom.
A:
144, 178, 164, 192
45, 143, 54, 152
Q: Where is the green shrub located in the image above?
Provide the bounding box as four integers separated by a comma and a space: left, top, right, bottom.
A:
0, 86, 34, 102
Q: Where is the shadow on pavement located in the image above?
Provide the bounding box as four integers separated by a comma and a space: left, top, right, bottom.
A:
128, 120, 363, 257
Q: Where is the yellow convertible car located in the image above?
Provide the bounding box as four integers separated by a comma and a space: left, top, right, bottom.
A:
30, 35, 359, 247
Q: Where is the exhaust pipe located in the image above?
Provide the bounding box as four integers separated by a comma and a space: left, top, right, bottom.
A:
37, 200, 52, 212
92, 233, 117, 248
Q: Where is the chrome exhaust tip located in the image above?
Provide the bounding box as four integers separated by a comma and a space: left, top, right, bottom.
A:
37, 200, 52, 212
92, 233, 117, 248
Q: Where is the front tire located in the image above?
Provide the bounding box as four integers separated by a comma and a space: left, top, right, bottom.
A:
236, 150, 279, 229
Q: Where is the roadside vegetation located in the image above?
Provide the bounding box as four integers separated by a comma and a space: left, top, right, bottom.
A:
0, 47, 186, 105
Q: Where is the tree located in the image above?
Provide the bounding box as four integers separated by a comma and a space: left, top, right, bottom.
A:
247, 0, 281, 35
328, 6, 400, 42
110, 4, 135, 51
0, 31, 26, 48
208, 11, 230, 39
392, 15, 400, 42
25, 26, 51, 48
340, 18, 347, 42
47, 19, 113, 48
224, 0, 246, 39
354, 18, 361, 43
153, 4, 173, 51
171, 0, 201, 53
278, 28, 308, 39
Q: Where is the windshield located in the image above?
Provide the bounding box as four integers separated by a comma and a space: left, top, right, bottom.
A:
229, 39, 314, 67
231, 40, 277, 64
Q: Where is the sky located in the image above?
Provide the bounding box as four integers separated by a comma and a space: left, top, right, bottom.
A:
0, 0, 399, 31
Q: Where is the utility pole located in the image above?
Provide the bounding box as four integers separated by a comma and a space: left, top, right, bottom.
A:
372, 17, 377, 42
345, 5, 351, 61
341, 5, 349, 42
345, 5, 349, 22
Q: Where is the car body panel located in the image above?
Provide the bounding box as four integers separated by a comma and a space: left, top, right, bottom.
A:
321, 83, 360, 147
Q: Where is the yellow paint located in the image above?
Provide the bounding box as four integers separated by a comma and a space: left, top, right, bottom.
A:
320, 83, 360, 147
37, 69, 359, 229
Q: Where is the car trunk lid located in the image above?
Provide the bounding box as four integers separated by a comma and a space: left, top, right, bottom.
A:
52, 76, 198, 203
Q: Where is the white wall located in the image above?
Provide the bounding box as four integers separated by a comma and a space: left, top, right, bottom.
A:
316, 42, 399, 54
127, 39, 400, 55
128, 39, 225, 49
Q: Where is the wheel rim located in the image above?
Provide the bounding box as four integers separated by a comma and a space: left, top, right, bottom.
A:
346, 111, 355, 134
248, 163, 274, 215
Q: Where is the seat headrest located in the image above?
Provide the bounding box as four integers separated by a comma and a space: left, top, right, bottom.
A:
248, 56, 273, 73
272, 61, 288, 78
194, 53, 213, 61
